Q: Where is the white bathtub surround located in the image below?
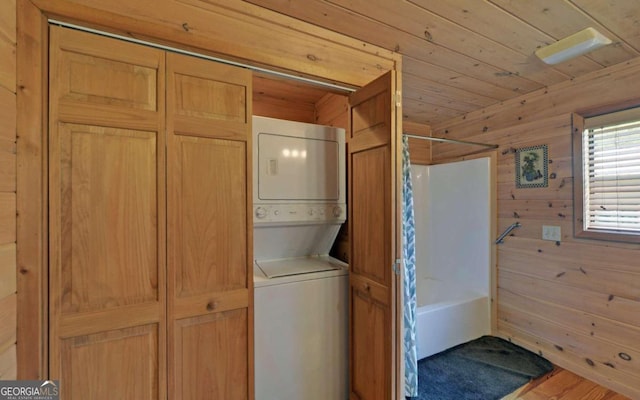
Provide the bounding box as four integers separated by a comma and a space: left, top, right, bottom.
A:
415, 278, 490, 359
411, 158, 492, 360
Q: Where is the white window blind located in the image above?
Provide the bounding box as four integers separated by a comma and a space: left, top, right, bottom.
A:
583, 118, 640, 233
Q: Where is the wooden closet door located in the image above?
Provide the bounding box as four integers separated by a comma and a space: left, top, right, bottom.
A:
48, 26, 166, 399
348, 71, 400, 400
166, 52, 253, 400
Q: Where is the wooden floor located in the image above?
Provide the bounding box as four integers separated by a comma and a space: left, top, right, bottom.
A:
503, 367, 631, 400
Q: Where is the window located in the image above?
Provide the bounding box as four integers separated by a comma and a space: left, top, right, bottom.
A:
573, 108, 640, 243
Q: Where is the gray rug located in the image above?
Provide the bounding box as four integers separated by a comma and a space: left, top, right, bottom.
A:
408, 335, 553, 400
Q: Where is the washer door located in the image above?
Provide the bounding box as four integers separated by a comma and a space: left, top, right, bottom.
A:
254, 275, 349, 400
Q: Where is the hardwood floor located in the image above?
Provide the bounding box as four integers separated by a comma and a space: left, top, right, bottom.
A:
504, 367, 631, 400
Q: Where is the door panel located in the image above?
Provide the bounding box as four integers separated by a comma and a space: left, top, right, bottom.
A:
170, 54, 249, 140
166, 52, 253, 400
351, 94, 386, 140
57, 51, 158, 111
174, 310, 248, 399
351, 147, 388, 284
49, 26, 166, 399
60, 324, 159, 399
348, 71, 399, 400
57, 123, 158, 313
173, 73, 246, 122
172, 137, 247, 298
351, 289, 387, 400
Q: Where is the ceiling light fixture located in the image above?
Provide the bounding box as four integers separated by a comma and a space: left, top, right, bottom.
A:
535, 27, 612, 65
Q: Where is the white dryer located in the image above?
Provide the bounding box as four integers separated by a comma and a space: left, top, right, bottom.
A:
252, 116, 348, 400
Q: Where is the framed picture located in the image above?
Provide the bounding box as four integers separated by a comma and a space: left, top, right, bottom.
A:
515, 144, 548, 188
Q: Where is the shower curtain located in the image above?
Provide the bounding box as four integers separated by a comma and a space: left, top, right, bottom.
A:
402, 135, 418, 397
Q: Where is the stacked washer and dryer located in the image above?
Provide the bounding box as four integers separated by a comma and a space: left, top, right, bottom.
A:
252, 116, 349, 400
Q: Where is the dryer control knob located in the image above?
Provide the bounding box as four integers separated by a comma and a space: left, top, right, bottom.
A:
332, 206, 343, 218
255, 207, 268, 219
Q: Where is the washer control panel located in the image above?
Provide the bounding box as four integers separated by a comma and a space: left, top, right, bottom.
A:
254, 204, 346, 224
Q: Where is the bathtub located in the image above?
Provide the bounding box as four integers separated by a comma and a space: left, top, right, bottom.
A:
415, 278, 491, 360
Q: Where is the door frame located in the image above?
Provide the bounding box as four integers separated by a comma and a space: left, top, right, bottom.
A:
16, 0, 402, 385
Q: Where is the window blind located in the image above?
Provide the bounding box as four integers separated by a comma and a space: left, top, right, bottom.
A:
583, 119, 640, 233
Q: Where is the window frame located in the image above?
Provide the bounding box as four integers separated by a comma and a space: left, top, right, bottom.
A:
572, 112, 640, 243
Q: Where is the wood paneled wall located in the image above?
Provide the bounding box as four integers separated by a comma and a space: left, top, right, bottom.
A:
403, 121, 432, 165
0, 0, 16, 381
431, 57, 640, 399
253, 75, 320, 123
315, 92, 348, 128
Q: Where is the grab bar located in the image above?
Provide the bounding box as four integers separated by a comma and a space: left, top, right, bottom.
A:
495, 222, 521, 244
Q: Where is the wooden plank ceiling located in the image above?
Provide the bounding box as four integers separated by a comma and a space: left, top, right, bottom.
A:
243, 0, 640, 127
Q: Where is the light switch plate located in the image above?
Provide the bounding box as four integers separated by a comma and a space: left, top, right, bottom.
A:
542, 225, 561, 241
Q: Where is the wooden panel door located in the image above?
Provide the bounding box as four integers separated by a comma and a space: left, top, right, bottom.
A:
166, 52, 253, 400
348, 71, 401, 400
48, 26, 166, 399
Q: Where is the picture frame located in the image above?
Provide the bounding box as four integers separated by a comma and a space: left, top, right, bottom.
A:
515, 144, 548, 188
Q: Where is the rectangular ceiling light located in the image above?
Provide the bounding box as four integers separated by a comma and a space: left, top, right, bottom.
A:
535, 27, 612, 65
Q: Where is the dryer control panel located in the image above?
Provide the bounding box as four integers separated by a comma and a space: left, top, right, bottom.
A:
253, 203, 346, 225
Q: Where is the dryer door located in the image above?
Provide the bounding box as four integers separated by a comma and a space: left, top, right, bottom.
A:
256, 132, 340, 201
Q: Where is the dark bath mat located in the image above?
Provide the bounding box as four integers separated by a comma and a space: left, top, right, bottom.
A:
408, 335, 553, 400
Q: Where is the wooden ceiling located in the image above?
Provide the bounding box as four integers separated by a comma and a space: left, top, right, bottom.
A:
244, 0, 640, 127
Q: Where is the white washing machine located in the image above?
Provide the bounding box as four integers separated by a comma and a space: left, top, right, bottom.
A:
254, 256, 348, 400
252, 116, 349, 400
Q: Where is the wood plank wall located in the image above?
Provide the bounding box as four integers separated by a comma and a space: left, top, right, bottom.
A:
403, 120, 432, 165
0, 0, 16, 381
253, 75, 319, 123
431, 57, 640, 399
